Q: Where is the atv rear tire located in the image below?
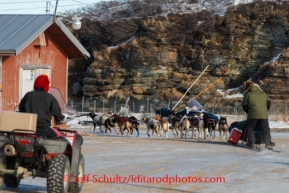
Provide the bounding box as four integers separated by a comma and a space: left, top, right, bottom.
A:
68, 154, 85, 193
4, 156, 20, 188
4, 175, 20, 188
47, 154, 70, 193
0, 154, 6, 189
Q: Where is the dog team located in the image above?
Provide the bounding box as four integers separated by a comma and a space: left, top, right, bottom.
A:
86, 112, 229, 140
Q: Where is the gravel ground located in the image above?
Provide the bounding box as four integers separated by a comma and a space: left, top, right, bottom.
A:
1, 127, 289, 193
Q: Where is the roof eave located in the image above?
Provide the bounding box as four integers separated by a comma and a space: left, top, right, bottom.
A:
0, 50, 16, 56
55, 18, 90, 59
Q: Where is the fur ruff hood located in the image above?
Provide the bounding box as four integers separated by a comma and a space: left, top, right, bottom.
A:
243, 80, 262, 93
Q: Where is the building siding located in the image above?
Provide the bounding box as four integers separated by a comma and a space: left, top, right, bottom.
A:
2, 33, 67, 111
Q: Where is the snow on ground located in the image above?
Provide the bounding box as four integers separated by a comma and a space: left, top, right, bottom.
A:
264, 53, 282, 65
2, 127, 289, 193
269, 120, 289, 129
5, 114, 289, 192
217, 88, 243, 99
86, 0, 272, 22
1, 113, 289, 192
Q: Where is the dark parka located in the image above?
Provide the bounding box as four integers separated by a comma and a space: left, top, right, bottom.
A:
242, 85, 271, 119
19, 88, 64, 127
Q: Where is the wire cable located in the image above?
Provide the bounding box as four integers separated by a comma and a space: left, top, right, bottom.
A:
0, 3, 85, 12
0, 0, 71, 4
0, 0, 93, 12
71, 0, 90, 4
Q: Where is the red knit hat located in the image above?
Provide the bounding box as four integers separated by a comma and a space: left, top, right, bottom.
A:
34, 75, 50, 92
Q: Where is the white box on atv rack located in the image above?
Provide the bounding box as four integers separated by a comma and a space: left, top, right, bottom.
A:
0, 111, 37, 133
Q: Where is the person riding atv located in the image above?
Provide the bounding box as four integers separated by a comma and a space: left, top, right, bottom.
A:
0, 74, 84, 193
19, 74, 67, 137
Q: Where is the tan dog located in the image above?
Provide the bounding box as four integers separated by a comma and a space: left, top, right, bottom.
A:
143, 116, 162, 138
155, 115, 169, 139
179, 115, 190, 138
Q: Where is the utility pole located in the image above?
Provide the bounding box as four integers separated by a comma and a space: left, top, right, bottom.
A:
46, 1, 54, 14
53, 0, 59, 22
46, 1, 49, 14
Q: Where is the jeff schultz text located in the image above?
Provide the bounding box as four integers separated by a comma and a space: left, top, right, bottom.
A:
64, 174, 226, 185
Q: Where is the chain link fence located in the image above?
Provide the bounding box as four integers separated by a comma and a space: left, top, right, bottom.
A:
70, 97, 289, 122
71, 97, 174, 115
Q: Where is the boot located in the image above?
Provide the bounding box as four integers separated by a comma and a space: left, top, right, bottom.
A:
247, 142, 255, 148
265, 142, 275, 149
247, 143, 262, 150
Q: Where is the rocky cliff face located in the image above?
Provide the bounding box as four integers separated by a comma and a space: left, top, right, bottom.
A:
68, 1, 289, 112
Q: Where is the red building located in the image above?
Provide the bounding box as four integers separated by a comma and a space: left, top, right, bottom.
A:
0, 15, 90, 113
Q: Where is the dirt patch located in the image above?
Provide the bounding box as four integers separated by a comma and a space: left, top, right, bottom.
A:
270, 167, 288, 174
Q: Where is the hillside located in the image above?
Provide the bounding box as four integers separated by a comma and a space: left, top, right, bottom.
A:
63, 1, 289, 114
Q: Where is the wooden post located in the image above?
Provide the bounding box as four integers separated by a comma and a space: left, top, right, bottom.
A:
172, 65, 209, 110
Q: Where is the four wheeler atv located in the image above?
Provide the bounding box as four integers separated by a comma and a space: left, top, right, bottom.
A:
0, 88, 84, 193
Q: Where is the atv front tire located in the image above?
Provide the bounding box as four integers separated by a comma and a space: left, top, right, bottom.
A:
68, 154, 85, 193
47, 154, 70, 193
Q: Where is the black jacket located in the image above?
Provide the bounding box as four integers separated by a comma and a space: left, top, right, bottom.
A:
19, 88, 64, 127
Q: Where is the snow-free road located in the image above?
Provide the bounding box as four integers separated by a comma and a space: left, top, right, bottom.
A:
2, 129, 289, 193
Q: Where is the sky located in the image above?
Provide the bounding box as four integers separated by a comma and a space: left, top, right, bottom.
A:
0, 0, 105, 15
